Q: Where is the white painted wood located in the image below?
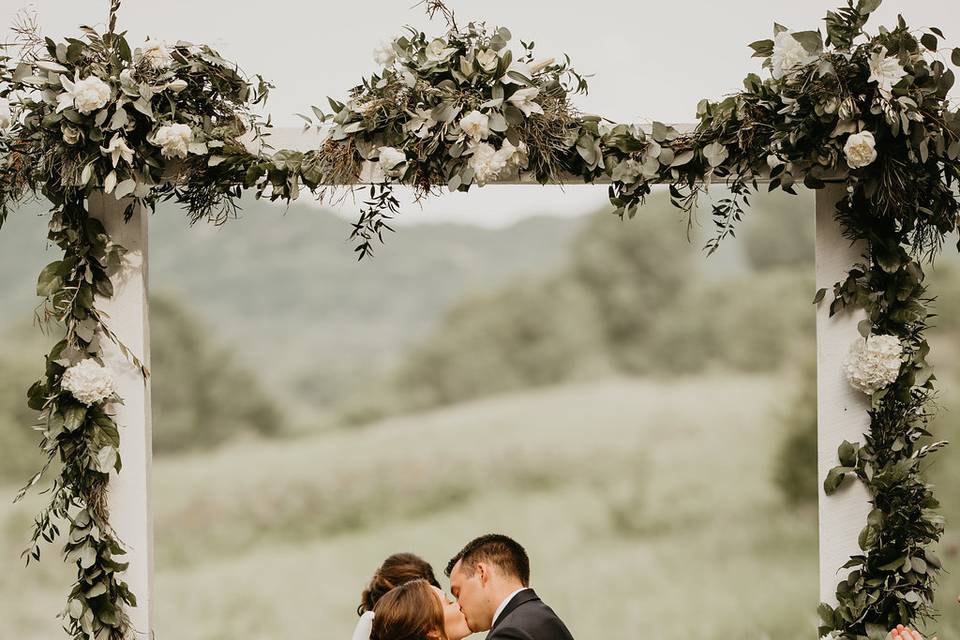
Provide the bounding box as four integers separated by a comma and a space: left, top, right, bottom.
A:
815, 185, 872, 609
88, 192, 154, 639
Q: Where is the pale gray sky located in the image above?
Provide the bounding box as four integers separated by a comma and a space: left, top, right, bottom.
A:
3, 0, 958, 226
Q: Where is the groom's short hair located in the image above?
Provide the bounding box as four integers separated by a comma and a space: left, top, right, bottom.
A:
446, 534, 530, 586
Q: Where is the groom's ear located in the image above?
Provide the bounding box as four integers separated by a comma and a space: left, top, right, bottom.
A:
475, 562, 490, 586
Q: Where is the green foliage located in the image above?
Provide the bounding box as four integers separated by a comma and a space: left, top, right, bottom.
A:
774, 354, 819, 506
0, 294, 283, 483
740, 193, 814, 271
391, 276, 606, 411
148, 294, 283, 453
651, 268, 815, 374
569, 199, 695, 374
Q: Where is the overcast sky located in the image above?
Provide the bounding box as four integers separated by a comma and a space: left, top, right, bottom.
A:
3, 0, 959, 226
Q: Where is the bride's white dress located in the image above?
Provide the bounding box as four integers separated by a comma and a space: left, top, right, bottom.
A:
351, 611, 375, 640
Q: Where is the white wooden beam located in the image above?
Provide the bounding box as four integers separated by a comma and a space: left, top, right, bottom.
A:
88, 192, 154, 639
815, 184, 872, 609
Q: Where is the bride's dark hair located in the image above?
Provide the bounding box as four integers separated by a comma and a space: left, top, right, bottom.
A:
359, 553, 441, 616
370, 579, 447, 640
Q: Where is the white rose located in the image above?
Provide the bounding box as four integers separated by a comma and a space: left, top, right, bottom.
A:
58, 73, 111, 115
377, 146, 407, 177
373, 42, 396, 67
476, 49, 499, 73
359, 160, 386, 184
153, 123, 193, 159
868, 46, 907, 98
771, 31, 818, 80
844, 131, 878, 169
101, 135, 135, 167
844, 334, 903, 395
468, 141, 509, 186
425, 39, 457, 63
139, 39, 174, 69
61, 359, 115, 406
506, 87, 544, 117
0, 97, 11, 131
459, 110, 490, 140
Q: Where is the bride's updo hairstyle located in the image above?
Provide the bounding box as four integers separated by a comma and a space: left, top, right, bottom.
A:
359, 553, 441, 616
370, 579, 447, 640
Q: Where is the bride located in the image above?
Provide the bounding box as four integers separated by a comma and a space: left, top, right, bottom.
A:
370, 579, 472, 640
352, 553, 471, 640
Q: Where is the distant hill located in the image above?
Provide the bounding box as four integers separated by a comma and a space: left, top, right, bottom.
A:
0, 197, 582, 415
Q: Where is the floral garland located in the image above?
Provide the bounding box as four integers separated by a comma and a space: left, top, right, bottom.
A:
284, 1, 958, 637
0, 3, 280, 638
655, 3, 958, 637
2, 0, 958, 638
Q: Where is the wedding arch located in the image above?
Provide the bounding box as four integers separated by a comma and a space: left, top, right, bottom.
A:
0, 0, 957, 638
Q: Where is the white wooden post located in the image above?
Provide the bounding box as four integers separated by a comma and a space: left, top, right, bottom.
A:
88, 192, 154, 639
815, 184, 872, 609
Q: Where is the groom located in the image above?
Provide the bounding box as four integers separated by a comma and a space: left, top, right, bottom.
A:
446, 534, 574, 640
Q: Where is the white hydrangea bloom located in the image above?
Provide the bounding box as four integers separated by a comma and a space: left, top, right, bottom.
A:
844, 131, 878, 169
459, 110, 490, 140
61, 359, 115, 406
153, 123, 193, 159
139, 40, 174, 70
771, 31, 818, 80
867, 46, 908, 97
844, 334, 903, 394
468, 142, 509, 186
58, 74, 111, 115
0, 97, 11, 131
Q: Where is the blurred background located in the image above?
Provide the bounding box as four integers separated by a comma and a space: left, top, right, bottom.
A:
1, 1, 959, 639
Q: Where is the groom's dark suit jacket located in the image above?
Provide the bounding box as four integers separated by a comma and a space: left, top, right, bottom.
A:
486, 589, 574, 640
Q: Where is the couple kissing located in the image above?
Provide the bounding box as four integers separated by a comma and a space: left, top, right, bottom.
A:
353, 534, 574, 640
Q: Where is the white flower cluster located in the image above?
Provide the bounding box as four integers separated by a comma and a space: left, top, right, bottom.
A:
153, 123, 194, 159
57, 73, 111, 115
844, 334, 904, 395
61, 359, 115, 406
771, 31, 819, 80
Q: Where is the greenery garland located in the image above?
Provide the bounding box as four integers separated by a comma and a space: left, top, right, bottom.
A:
1, 0, 958, 638
283, 1, 959, 637
0, 3, 280, 638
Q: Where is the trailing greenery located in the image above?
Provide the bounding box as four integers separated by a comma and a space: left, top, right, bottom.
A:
2, 0, 959, 637
0, 3, 281, 638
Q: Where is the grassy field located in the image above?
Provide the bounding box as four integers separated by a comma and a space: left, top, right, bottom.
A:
0, 372, 956, 639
